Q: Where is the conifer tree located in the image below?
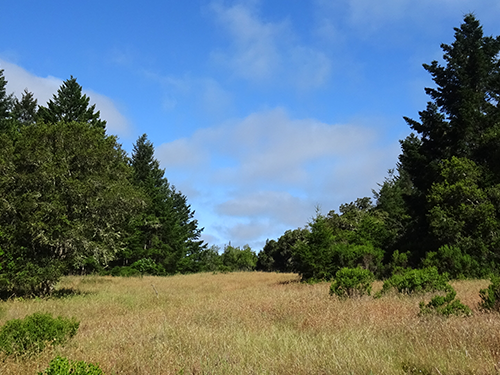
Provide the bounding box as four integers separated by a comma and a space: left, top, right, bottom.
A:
38, 76, 106, 130
397, 14, 500, 270
11, 89, 38, 127
0, 69, 13, 132
116, 134, 205, 274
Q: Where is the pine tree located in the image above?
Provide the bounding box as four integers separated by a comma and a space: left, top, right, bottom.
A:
116, 134, 205, 274
401, 14, 500, 192
38, 76, 106, 130
0, 122, 142, 295
0, 69, 14, 132
397, 14, 500, 271
11, 89, 38, 127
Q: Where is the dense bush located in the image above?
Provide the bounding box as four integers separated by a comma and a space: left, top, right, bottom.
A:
220, 245, 257, 272
0, 312, 79, 356
479, 275, 500, 312
329, 267, 374, 299
419, 289, 472, 317
380, 267, 451, 295
131, 258, 165, 275
39, 356, 104, 375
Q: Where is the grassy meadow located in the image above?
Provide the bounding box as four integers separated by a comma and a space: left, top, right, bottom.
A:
0, 272, 499, 374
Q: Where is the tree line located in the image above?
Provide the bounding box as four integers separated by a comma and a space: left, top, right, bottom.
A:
1, 14, 498, 296
257, 14, 500, 281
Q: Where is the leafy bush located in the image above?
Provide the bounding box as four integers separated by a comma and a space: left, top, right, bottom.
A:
131, 258, 165, 276
422, 245, 480, 279
220, 245, 257, 272
0, 312, 79, 356
419, 289, 472, 317
329, 267, 374, 299
110, 266, 141, 277
380, 267, 451, 295
479, 275, 500, 312
39, 356, 104, 375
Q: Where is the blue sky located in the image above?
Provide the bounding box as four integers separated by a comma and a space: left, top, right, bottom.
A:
2, 1, 500, 250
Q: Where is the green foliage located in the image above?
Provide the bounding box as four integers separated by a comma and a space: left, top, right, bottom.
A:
220, 245, 257, 272
38, 76, 106, 129
292, 211, 384, 282
426, 157, 500, 276
0, 312, 79, 356
257, 228, 308, 272
115, 134, 205, 275
11, 89, 38, 127
422, 245, 480, 279
39, 356, 104, 375
0, 121, 143, 295
479, 275, 500, 312
394, 15, 500, 272
381, 267, 451, 295
130, 258, 165, 276
329, 267, 374, 299
419, 289, 472, 317
110, 266, 141, 278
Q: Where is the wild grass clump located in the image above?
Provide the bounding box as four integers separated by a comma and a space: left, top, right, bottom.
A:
0, 312, 79, 356
39, 356, 104, 375
329, 267, 374, 299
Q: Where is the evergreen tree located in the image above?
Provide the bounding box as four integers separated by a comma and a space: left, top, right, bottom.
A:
0, 122, 143, 296
397, 14, 500, 269
116, 134, 205, 274
38, 76, 106, 130
401, 14, 500, 192
11, 89, 38, 127
0, 69, 14, 132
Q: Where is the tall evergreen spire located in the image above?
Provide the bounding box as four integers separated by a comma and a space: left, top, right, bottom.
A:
38, 76, 106, 129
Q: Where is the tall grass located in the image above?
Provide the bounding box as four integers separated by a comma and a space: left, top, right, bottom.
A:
0, 272, 497, 374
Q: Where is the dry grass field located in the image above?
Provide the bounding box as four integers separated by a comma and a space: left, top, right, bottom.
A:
0, 272, 498, 374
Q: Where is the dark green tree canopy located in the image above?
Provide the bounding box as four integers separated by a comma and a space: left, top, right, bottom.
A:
38, 76, 106, 130
11, 89, 38, 127
0, 69, 14, 132
401, 14, 500, 191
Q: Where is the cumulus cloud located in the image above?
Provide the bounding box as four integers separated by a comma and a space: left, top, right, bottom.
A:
210, 1, 331, 89
157, 108, 398, 248
0, 59, 132, 138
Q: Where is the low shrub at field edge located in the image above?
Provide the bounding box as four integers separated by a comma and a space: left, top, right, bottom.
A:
419, 288, 472, 317
479, 275, 500, 312
0, 312, 79, 356
39, 356, 105, 375
330, 267, 374, 299
380, 266, 451, 296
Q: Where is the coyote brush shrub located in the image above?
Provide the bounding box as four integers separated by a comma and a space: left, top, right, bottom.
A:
479, 275, 500, 312
381, 267, 451, 295
419, 289, 472, 317
329, 267, 374, 299
0, 312, 79, 356
39, 356, 105, 375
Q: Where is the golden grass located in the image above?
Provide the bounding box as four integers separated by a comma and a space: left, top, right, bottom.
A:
0, 273, 498, 374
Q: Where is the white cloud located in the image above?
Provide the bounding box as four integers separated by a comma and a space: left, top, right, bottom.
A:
156, 107, 398, 248
210, 1, 331, 89
0, 59, 132, 139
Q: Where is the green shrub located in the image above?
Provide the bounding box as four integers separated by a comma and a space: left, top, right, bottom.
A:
110, 266, 141, 277
131, 258, 165, 276
381, 267, 451, 295
479, 275, 500, 312
329, 267, 374, 299
419, 289, 472, 317
39, 356, 104, 375
0, 312, 79, 356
